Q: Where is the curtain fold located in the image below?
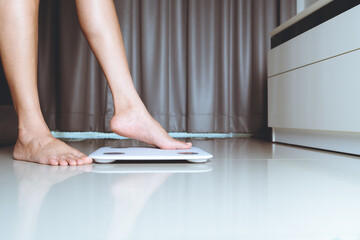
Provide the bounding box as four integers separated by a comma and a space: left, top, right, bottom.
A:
1, 0, 295, 135
38, 0, 109, 131
118, 0, 295, 133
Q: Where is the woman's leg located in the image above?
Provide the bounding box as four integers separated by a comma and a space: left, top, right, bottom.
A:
75, 0, 191, 149
0, 0, 92, 166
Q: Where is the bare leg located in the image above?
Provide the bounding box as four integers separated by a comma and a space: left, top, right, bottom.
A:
0, 0, 92, 165
75, 0, 191, 149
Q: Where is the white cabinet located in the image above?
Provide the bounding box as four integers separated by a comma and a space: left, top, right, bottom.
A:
268, 3, 360, 155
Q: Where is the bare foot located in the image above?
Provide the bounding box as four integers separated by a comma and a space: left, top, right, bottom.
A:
110, 107, 191, 149
13, 130, 92, 166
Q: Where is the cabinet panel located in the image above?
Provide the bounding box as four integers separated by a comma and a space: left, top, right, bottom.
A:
268, 49, 360, 132
268, 5, 360, 77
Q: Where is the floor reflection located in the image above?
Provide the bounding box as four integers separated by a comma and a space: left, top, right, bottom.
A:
1, 138, 360, 239
107, 173, 171, 239
10, 158, 210, 240
12, 161, 91, 240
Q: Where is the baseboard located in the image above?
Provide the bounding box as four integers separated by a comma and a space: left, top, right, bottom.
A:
272, 128, 360, 155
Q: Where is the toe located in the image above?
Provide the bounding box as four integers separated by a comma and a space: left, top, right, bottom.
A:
68, 158, 77, 166
59, 159, 68, 166
49, 158, 59, 166
172, 140, 192, 149
180, 141, 192, 149
66, 153, 80, 166
76, 158, 84, 165
82, 156, 93, 165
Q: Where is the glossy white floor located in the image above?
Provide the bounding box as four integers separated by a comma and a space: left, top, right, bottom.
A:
1, 138, 360, 240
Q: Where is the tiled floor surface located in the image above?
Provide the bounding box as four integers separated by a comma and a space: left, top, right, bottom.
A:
1, 138, 360, 240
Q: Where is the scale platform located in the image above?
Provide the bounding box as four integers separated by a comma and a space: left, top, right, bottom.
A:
89, 147, 213, 163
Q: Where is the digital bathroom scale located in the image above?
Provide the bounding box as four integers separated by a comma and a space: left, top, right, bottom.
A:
89, 147, 213, 163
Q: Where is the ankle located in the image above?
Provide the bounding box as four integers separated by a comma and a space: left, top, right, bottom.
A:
112, 88, 146, 115
113, 102, 145, 117
17, 124, 52, 143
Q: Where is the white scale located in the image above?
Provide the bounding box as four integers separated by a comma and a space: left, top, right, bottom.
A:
89, 147, 213, 164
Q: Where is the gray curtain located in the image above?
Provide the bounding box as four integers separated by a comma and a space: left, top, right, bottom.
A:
0, 0, 296, 141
